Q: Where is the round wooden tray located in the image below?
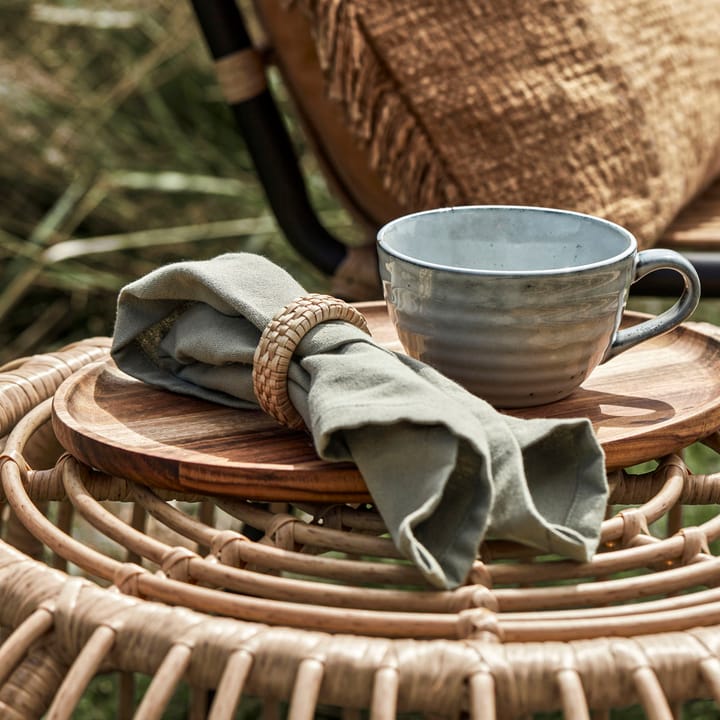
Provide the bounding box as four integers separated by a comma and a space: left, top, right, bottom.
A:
52, 303, 720, 502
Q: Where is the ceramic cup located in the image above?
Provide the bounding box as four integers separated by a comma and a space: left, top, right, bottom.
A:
377, 205, 701, 408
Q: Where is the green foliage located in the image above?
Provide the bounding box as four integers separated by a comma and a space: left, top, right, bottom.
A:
75, 674, 267, 719
536, 702, 720, 720
0, 0, 350, 364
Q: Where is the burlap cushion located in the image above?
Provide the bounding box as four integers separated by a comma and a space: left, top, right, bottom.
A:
291, 0, 720, 248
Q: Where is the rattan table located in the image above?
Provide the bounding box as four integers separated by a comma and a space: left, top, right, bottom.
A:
3, 323, 720, 718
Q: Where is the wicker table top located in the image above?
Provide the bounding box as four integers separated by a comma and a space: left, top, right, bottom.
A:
3, 337, 720, 718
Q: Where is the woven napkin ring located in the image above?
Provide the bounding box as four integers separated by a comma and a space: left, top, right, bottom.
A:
252, 293, 371, 430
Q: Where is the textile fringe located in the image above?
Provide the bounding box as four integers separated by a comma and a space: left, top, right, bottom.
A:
291, 0, 460, 210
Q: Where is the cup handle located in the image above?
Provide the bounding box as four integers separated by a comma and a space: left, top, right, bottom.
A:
604, 249, 701, 361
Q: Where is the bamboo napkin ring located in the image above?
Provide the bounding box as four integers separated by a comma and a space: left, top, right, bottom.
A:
252, 293, 371, 430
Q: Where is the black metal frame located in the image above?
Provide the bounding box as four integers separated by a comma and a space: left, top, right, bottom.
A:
190, 0, 346, 276
190, 0, 720, 298
649, 252, 720, 297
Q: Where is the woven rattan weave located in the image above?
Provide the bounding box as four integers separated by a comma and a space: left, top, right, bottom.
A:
3, 339, 720, 717
253, 293, 370, 430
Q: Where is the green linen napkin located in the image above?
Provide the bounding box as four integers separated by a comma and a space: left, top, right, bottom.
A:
111, 252, 608, 589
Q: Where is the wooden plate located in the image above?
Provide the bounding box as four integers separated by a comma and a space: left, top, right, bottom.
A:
52, 303, 720, 502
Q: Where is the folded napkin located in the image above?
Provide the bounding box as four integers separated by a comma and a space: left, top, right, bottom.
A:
111, 253, 607, 589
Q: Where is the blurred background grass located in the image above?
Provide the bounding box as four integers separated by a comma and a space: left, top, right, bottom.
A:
3, 2, 720, 718
0, 0, 363, 365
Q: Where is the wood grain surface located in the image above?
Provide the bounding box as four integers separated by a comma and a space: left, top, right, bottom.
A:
51, 303, 720, 501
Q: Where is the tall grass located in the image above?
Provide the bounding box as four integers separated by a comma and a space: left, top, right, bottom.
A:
0, 0, 355, 364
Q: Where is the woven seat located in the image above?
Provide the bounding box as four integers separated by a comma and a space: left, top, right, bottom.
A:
3, 341, 720, 717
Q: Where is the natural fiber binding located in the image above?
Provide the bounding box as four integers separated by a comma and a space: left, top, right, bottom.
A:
252, 293, 371, 430
214, 49, 267, 104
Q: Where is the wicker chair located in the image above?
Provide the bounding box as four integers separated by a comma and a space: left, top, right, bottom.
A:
189, 0, 720, 300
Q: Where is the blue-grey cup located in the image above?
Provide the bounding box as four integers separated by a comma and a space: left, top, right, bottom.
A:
377, 206, 701, 408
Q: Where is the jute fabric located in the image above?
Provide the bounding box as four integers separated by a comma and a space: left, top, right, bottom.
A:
294, 0, 720, 247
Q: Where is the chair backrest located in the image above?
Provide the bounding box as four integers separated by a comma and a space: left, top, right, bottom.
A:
194, 0, 720, 298
255, 0, 407, 235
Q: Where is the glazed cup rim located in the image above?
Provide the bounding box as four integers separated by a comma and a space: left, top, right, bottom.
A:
376, 205, 637, 277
